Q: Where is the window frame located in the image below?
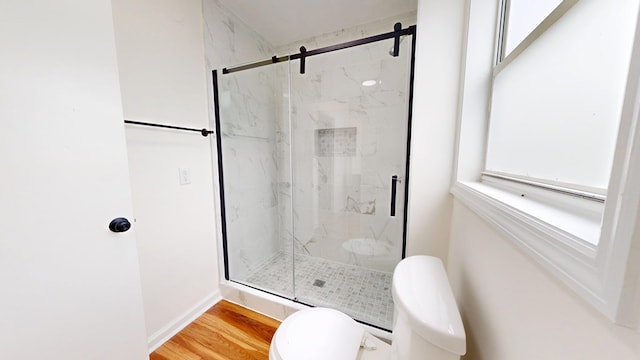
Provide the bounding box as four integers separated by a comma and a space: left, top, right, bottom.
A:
495, 0, 579, 74
452, 0, 640, 326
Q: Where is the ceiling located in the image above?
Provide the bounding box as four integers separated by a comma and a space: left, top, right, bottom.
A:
218, 0, 418, 47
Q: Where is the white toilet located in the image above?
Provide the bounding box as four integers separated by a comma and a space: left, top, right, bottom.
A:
268, 255, 466, 360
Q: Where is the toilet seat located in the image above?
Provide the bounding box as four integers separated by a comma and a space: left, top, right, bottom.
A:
269, 308, 365, 360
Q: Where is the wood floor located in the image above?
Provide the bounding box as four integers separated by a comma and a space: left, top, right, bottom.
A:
150, 300, 281, 360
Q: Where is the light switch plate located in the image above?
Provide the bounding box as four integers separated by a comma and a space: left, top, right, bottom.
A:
179, 168, 191, 185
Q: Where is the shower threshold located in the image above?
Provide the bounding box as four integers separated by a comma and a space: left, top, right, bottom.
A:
243, 251, 394, 330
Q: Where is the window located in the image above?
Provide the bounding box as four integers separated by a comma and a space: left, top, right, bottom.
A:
500, 0, 562, 58
497, 0, 578, 67
498, 0, 565, 61
484, 0, 624, 248
453, 0, 640, 325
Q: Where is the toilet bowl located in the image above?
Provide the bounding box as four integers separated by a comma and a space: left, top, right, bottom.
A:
268, 255, 466, 360
268, 307, 390, 360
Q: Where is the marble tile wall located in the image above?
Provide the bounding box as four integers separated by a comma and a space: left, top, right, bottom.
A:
203, 0, 286, 282
203, 0, 273, 72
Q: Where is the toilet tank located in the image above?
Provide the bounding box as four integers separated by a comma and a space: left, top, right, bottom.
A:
391, 256, 466, 360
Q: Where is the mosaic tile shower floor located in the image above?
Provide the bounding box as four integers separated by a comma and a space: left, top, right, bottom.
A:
245, 252, 394, 330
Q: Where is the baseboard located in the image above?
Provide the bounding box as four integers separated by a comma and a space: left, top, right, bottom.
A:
147, 291, 222, 353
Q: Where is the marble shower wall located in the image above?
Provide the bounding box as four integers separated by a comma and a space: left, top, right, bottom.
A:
203, 0, 287, 282
282, 14, 416, 273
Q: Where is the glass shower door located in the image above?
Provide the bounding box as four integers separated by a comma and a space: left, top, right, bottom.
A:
289, 37, 413, 330
214, 27, 415, 331
216, 61, 295, 299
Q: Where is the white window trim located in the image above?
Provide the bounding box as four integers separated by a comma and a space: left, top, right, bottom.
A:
453, 0, 640, 326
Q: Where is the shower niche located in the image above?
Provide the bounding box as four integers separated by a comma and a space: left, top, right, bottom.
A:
213, 23, 415, 331
315, 127, 357, 157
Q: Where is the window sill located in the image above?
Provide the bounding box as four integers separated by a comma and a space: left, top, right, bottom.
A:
451, 180, 608, 311
468, 178, 602, 247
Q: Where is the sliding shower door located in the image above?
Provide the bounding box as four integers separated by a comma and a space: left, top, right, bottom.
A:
289, 37, 413, 330
214, 25, 415, 331
215, 61, 295, 299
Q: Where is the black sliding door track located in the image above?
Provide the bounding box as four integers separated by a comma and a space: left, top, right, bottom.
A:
222, 23, 416, 75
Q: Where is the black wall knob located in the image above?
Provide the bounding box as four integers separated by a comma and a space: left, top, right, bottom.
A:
109, 217, 131, 233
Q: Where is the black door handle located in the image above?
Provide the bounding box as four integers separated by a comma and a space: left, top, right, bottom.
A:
390, 175, 399, 217
109, 217, 131, 233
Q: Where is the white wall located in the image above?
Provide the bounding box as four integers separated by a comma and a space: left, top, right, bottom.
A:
111, 0, 220, 350
448, 201, 640, 359
406, 0, 466, 260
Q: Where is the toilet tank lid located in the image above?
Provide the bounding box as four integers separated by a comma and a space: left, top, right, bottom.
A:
273, 308, 365, 360
392, 256, 466, 355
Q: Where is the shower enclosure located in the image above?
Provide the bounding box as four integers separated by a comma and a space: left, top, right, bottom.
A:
212, 24, 415, 330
